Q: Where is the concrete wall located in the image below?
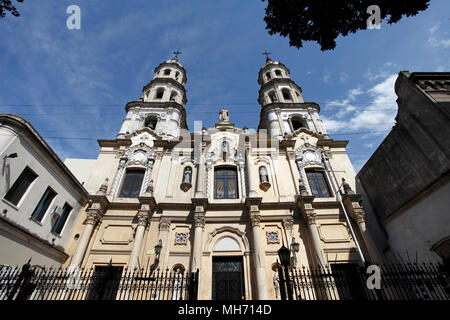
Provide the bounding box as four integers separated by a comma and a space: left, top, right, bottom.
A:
0, 116, 87, 266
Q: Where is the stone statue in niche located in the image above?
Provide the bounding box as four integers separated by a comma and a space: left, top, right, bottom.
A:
219, 107, 229, 123
222, 140, 229, 154
180, 167, 192, 192
183, 167, 192, 184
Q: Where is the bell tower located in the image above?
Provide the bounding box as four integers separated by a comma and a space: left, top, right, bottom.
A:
257, 54, 328, 139
117, 52, 188, 140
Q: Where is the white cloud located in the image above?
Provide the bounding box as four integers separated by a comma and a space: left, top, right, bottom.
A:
323, 70, 331, 83
428, 23, 450, 48
339, 72, 349, 83
322, 74, 398, 135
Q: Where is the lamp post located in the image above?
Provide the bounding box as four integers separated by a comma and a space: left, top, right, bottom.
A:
278, 244, 294, 300
2, 152, 18, 176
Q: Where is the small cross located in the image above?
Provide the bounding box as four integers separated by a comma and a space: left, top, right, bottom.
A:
173, 50, 182, 59
262, 51, 271, 59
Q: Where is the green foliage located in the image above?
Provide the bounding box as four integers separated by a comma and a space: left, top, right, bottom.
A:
262, 0, 430, 50
0, 0, 24, 18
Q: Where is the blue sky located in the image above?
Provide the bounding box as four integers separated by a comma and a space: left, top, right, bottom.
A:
0, 0, 449, 171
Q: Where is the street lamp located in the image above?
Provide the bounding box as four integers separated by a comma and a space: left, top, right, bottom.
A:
278, 244, 290, 267
277, 243, 294, 300
2, 153, 18, 175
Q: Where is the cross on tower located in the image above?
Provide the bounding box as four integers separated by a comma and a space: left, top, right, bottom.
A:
173, 50, 182, 59
262, 51, 271, 60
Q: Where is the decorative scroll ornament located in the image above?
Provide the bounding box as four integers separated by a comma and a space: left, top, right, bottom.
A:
303, 210, 316, 225
159, 219, 171, 231
136, 211, 149, 227
282, 218, 294, 231
194, 214, 205, 228
250, 214, 261, 227
295, 147, 323, 168
84, 210, 102, 225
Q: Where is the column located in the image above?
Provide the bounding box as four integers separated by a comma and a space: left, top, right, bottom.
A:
295, 157, 309, 196
128, 210, 150, 271
158, 219, 171, 270
282, 218, 297, 266
246, 148, 258, 197
352, 207, 383, 264
191, 208, 205, 272
70, 209, 102, 267
205, 159, 212, 199
250, 207, 269, 300
238, 155, 247, 198
194, 153, 206, 198
141, 159, 155, 195
303, 208, 327, 266
109, 157, 127, 197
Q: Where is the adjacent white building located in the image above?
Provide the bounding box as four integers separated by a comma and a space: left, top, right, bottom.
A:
0, 114, 88, 268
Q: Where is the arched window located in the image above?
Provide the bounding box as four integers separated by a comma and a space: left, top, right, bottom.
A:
164, 69, 171, 75
291, 116, 307, 131
155, 88, 164, 99
305, 169, 331, 198
175, 71, 180, 81
259, 166, 269, 183
269, 91, 278, 103
275, 69, 282, 76
145, 116, 158, 130
282, 89, 292, 101
214, 167, 238, 199
118, 169, 145, 198
170, 91, 178, 102
172, 264, 186, 273
265, 72, 272, 80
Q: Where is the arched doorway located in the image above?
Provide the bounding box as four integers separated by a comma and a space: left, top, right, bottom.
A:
211, 237, 245, 300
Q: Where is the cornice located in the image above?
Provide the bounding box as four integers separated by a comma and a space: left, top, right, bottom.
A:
316, 139, 349, 148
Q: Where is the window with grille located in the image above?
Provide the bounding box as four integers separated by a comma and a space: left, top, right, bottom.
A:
4, 167, 38, 206
214, 167, 238, 199
306, 170, 332, 197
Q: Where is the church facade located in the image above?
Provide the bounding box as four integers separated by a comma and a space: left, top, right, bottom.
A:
64, 55, 380, 300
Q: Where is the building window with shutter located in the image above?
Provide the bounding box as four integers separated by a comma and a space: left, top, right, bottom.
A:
4, 167, 38, 206
306, 170, 332, 197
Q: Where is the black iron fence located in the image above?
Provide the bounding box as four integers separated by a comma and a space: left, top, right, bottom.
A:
0, 262, 198, 301
277, 262, 450, 300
